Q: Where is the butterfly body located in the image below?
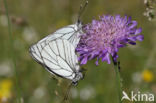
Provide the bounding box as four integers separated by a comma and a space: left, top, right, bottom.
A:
72, 72, 83, 85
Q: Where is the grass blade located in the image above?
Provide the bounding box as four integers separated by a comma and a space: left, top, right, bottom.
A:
3, 0, 22, 103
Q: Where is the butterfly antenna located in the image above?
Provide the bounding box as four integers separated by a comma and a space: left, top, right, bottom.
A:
63, 82, 73, 102
77, 0, 88, 23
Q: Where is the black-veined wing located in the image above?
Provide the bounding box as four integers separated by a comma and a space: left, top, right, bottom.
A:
40, 22, 83, 48
29, 22, 83, 64
30, 38, 83, 83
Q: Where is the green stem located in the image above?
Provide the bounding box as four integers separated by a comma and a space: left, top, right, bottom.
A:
3, 0, 21, 103
113, 62, 122, 103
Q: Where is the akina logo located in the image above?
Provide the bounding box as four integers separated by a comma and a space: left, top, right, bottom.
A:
121, 91, 155, 102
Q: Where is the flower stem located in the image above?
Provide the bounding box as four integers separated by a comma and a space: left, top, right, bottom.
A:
3, 0, 21, 103
113, 61, 122, 103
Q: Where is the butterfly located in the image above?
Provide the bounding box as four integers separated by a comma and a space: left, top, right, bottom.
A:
29, 21, 83, 64
30, 38, 83, 84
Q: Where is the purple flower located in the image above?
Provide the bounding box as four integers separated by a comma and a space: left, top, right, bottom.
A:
76, 15, 144, 65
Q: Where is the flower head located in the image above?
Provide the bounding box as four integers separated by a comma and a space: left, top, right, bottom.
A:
0, 79, 12, 102
142, 69, 154, 83
76, 15, 144, 65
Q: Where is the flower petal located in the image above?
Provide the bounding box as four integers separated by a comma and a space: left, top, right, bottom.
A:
136, 35, 144, 41
129, 21, 137, 29
128, 41, 136, 45
128, 37, 137, 41
80, 56, 88, 65
95, 57, 100, 65
135, 28, 142, 35
102, 53, 111, 64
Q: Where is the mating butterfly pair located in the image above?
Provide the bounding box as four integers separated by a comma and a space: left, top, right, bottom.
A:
29, 21, 84, 85
29, 0, 88, 86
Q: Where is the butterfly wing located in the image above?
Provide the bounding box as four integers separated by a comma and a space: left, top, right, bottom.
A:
30, 38, 80, 80
40, 23, 83, 48
29, 23, 82, 64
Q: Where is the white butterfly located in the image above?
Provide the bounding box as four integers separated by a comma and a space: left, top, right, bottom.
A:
30, 21, 83, 64
30, 38, 83, 84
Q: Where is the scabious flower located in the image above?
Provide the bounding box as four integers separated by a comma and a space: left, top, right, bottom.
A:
76, 15, 144, 65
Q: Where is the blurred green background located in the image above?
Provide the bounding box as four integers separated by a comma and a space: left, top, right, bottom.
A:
0, 0, 156, 103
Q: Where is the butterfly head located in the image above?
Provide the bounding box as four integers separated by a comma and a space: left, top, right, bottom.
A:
76, 20, 82, 28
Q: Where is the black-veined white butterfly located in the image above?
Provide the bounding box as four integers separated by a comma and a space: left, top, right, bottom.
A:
30, 38, 83, 84
29, 22, 83, 64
